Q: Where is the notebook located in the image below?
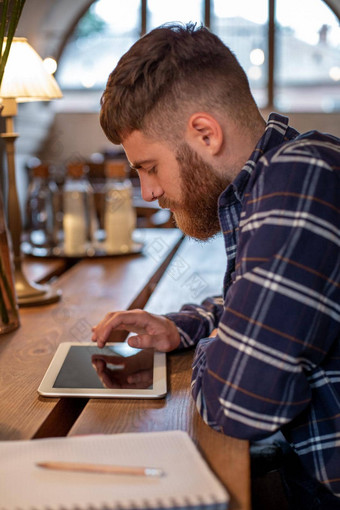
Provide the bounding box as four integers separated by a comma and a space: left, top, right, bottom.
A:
0, 430, 229, 510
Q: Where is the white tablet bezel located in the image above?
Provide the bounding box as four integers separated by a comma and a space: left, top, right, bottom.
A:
38, 342, 167, 399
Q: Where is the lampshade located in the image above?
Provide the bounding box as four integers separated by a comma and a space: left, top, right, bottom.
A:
0, 37, 62, 102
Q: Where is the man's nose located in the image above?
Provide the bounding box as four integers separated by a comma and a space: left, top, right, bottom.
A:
139, 177, 163, 202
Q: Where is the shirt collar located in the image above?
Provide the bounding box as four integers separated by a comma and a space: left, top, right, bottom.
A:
219, 112, 300, 206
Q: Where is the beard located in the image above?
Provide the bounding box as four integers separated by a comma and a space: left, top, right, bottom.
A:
158, 143, 231, 241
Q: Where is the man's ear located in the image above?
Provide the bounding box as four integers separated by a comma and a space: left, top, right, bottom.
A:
186, 113, 224, 156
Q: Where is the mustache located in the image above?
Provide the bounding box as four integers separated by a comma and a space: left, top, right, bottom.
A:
158, 196, 178, 209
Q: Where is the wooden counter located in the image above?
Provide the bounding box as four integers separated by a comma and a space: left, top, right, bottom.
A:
0, 229, 182, 440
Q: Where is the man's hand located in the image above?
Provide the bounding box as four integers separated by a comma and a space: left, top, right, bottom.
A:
91, 309, 181, 352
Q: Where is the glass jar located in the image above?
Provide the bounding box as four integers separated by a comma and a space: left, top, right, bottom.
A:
25, 163, 58, 248
103, 160, 136, 253
62, 162, 97, 256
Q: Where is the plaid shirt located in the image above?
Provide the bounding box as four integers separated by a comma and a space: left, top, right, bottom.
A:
166, 113, 340, 496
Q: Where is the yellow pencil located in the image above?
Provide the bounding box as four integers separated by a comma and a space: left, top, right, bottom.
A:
36, 461, 164, 477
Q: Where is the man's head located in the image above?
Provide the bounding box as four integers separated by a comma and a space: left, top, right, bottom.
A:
100, 23, 259, 145
100, 23, 264, 240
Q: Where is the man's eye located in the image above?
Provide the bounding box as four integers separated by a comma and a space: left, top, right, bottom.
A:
147, 166, 157, 175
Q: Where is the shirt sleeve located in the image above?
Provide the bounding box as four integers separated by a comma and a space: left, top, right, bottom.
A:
165, 295, 224, 348
191, 138, 340, 440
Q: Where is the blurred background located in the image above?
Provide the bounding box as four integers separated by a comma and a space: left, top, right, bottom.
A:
2, 0, 340, 220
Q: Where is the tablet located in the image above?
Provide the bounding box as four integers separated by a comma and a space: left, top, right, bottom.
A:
38, 342, 167, 398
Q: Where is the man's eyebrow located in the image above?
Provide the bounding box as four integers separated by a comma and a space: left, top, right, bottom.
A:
129, 160, 154, 171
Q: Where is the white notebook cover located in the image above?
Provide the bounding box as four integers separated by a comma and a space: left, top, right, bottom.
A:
0, 430, 229, 510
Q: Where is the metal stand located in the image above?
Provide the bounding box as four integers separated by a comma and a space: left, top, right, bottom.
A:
1, 99, 61, 307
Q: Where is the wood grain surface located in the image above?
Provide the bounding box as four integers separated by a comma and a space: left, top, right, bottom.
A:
0, 229, 182, 440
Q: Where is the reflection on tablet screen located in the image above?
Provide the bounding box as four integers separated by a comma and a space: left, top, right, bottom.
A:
53, 345, 154, 390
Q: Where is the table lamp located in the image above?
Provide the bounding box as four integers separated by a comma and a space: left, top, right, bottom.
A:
0, 37, 63, 306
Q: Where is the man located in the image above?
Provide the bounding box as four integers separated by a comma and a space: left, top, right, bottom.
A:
92, 23, 340, 507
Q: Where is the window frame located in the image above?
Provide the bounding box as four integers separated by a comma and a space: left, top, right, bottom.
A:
56, 0, 340, 112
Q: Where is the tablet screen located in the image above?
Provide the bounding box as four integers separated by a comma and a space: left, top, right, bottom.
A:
53, 344, 154, 390
38, 342, 166, 398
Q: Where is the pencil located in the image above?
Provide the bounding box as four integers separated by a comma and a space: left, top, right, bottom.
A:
36, 461, 165, 477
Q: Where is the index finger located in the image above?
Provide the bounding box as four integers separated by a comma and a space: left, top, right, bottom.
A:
91, 310, 151, 348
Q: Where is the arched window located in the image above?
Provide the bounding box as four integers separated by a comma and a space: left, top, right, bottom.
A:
147, 0, 204, 29
57, 0, 141, 90
56, 0, 340, 112
275, 0, 340, 111
210, 0, 269, 107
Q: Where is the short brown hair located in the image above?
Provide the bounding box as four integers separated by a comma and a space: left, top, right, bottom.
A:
100, 23, 258, 145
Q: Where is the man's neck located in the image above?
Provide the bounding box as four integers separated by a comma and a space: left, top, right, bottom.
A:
217, 116, 266, 182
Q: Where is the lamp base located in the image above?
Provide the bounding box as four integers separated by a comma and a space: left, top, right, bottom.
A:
15, 270, 62, 307
18, 285, 62, 307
